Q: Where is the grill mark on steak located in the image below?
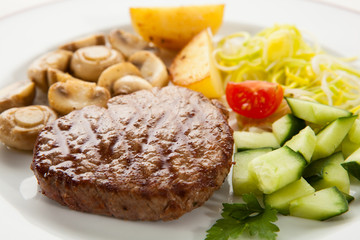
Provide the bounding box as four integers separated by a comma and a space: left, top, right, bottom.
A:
53, 123, 70, 156
32, 86, 234, 221
77, 111, 101, 152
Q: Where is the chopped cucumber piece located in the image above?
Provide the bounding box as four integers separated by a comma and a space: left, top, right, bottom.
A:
342, 192, 355, 203
286, 97, 352, 125
304, 152, 350, 194
341, 136, 360, 158
233, 131, 280, 151
272, 114, 306, 145
264, 177, 315, 215
285, 126, 316, 163
289, 187, 349, 221
342, 147, 360, 181
248, 146, 307, 194
312, 115, 357, 160
348, 119, 360, 144
341, 119, 360, 158
232, 148, 272, 196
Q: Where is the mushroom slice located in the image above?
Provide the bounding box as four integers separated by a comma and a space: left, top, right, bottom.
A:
0, 105, 57, 150
70, 46, 124, 82
0, 80, 36, 113
109, 29, 155, 58
48, 79, 110, 115
59, 34, 106, 52
129, 51, 169, 87
47, 68, 80, 86
28, 50, 73, 92
113, 75, 153, 95
98, 62, 142, 96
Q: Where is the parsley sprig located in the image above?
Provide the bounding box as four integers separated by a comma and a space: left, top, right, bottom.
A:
205, 193, 279, 240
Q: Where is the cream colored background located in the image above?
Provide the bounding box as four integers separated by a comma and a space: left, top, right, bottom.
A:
1, 0, 360, 18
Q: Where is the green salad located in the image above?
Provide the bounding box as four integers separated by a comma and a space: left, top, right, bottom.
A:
207, 24, 360, 240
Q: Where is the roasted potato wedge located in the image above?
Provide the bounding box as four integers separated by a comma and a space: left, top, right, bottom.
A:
170, 28, 223, 99
130, 4, 224, 50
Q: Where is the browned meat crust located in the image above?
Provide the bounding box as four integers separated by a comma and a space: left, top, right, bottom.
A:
31, 86, 234, 221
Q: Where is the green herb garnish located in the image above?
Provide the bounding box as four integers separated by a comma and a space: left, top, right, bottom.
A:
205, 193, 279, 240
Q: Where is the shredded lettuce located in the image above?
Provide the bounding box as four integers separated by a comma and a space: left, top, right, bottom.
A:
214, 24, 360, 113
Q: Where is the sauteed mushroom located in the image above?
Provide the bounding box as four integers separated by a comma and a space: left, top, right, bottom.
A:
0, 81, 36, 113
0, 105, 57, 150
59, 34, 106, 52
129, 51, 169, 87
47, 68, 80, 86
70, 46, 124, 82
98, 62, 143, 96
48, 79, 110, 115
109, 29, 154, 58
28, 50, 73, 92
113, 75, 153, 95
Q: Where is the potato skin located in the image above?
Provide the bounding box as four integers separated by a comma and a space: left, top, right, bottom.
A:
169, 29, 224, 99
130, 4, 224, 50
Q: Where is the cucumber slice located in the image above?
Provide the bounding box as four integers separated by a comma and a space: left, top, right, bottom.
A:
348, 119, 360, 143
289, 187, 349, 221
272, 114, 306, 145
248, 146, 307, 194
342, 147, 360, 181
312, 115, 357, 160
233, 131, 280, 151
232, 148, 272, 196
341, 119, 360, 158
285, 126, 316, 163
342, 192, 355, 203
341, 136, 360, 158
286, 97, 352, 125
304, 152, 350, 194
264, 177, 315, 215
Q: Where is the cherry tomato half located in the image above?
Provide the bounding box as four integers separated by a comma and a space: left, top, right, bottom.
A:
225, 80, 284, 119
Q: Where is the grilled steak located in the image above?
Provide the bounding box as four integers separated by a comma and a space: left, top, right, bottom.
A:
31, 86, 234, 221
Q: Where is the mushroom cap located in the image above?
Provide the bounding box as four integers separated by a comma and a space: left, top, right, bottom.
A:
0, 80, 36, 113
129, 50, 169, 87
70, 46, 124, 82
98, 62, 142, 96
0, 105, 57, 150
59, 34, 106, 52
27, 49, 73, 92
109, 29, 155, 58
113, 75, 153, 95
48, 79, 110, 115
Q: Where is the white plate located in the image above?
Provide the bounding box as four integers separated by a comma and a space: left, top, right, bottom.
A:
1, 0, 360, 239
